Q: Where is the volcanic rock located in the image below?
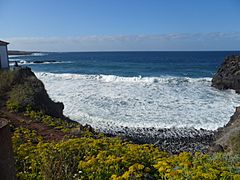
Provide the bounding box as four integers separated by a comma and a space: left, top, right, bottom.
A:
212, 55, 240, 93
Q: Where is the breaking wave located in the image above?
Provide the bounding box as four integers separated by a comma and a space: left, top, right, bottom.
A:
36, 72, 240, 131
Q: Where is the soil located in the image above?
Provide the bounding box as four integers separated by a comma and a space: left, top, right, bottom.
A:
0, 108, 68, 142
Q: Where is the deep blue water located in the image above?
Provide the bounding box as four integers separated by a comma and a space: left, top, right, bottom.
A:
9, 51, 240, 78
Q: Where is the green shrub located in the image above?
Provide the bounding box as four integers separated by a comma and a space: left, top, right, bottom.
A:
24, 109, 78, 132
12, 127, 43, 179
5, 82, 36, 112
0, 70, 16, 96
230, 130, 240, 154
6, 100, 20, 112
12, 127, 240, 180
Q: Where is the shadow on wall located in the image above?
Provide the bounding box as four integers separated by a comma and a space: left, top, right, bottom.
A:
0, 119, 16, 180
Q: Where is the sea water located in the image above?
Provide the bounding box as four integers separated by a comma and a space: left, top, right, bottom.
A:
9, 51, 240, 131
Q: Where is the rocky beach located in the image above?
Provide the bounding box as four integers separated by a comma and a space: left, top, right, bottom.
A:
1, 55, 240, 179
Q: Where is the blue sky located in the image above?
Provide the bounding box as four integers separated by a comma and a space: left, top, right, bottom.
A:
1, 0, 240, 51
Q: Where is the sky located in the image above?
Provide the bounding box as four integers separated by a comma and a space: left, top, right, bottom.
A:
0, 0, 240, 51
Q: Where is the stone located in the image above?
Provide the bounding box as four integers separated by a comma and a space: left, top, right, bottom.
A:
212, 55, 240, 93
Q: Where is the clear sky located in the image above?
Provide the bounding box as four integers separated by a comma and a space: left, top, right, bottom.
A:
0, 0, 240, 51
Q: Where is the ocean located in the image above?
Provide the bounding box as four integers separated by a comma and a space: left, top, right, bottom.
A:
9, 51, 240, 132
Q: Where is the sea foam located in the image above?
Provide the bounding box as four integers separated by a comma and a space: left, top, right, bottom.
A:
36, 72, 240, 131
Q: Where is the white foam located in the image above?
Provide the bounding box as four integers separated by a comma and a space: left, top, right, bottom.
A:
9, 60, 71, 65
31, 53, 47, 56
36, 72, 240, 131
8, 53, 47, 58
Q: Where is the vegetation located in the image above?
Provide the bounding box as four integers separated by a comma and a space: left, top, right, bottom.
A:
12, 127, 240, 179
0, 69, 16, 99
24, 108, 78, 132
1, 68, 240, 179
1, 68, 42, 112
230, 131, 240, 154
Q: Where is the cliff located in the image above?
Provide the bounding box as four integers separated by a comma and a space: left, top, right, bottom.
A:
0, 67, 69, 120
214, 107, 240, 154
211, 55, 240, 154
212, 55, 240, 93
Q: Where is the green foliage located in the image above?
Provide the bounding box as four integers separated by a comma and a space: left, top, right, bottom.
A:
7, 83, 35, 112
24, 109, 78, 132
0, 69, 38, 111
12, 127, 240, 180
4, 67, 240, 179
6, 100, 20, 112
12, 127, 43, 179
5, 82, 36, 112
154, 152, 240, 179
230, 130, 240, 154
0, 70, 16, 97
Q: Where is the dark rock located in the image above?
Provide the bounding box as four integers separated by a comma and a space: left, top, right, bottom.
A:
212, 106, 240, 154
33, 60, 57, 64
84, 124, 94, 133
212, 55, 240, 93
211, 56, 240, 153
208, 144, 224, 153
13, 67, 65, 118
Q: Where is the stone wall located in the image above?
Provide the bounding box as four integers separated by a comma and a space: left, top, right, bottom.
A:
0, 119, 15, 180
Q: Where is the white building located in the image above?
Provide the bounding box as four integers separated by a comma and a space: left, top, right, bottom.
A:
0, 40, 9, 69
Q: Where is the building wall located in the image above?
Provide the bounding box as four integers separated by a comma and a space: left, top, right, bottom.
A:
0, 45, 9, 68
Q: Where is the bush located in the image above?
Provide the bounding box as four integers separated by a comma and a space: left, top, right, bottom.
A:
6, 84, 34, 112
0, 70, 15, 94
12, 127, 240, 180
24, 109, 78, 132
230, 130, 240, 154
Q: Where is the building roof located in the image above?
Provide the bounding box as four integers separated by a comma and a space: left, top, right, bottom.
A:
0, 40, 9, 46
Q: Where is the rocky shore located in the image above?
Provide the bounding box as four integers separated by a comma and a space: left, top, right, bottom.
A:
102, 55, 240, 154
211, 55, 240, 154
2, 55, 240, 156
103, 126, 214, 154
4, 57, 239, 180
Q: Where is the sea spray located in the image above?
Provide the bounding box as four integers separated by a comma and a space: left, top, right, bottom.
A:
36, 72, 240, 131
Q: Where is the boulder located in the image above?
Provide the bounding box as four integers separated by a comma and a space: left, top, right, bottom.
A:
212, 55, 240, 93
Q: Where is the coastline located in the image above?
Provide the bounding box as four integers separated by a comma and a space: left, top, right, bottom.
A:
1, 57, 240, 178
103, 126, 214, 154
8, 50, 40, 56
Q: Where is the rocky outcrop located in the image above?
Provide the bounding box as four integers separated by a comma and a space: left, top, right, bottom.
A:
7, 67, 65, 119
212, 107, 240, 154
0, 119, 16, 179
212, 55, 240, 93
211, 55, 240, 154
